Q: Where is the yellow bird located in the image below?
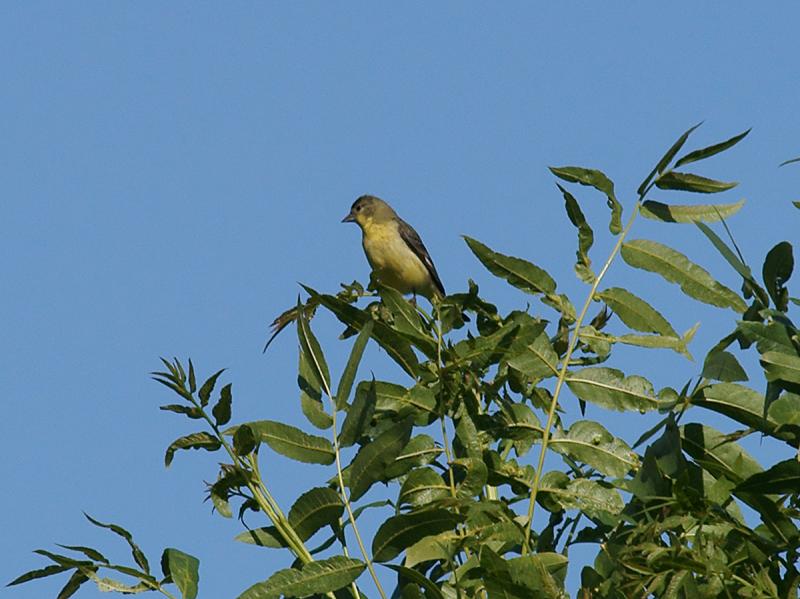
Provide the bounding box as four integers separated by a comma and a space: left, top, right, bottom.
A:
342, 195, 445, 301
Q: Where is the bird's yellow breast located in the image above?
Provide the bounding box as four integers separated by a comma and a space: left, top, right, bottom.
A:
360, 220, 433, 296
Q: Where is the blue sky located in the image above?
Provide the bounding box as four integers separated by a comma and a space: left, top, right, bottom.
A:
3, 4, 800, 598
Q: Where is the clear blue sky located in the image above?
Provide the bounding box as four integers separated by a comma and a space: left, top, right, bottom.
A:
4, 4, 799, 598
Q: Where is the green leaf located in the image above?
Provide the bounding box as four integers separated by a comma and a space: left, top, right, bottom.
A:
638, 122, 702, 195
736, 459, 800, 494
383, 434, 441, 479
377, 285, 437, 357
614, 327, 697, 359
780, 156, 800, 167
674, 128, 751, 168
680, 423, 762, 483
83, 514, 149, 573
768, 392, 800, 426
549, 420, 639, 478
540, 475, 624, 518
55, 544, 108, 564
761, 351, 800, 386
238, 556, 366, 599
287, 487, 343, 541
233, 424, 257, 456
695, 221, 762, 294
691, 383, 779, 437
212, 384, 232, 427
372, 509, 461, 562
597, 287, 677, 336
161, 548, 199, 599
383, 564, 446, 599
7, 564, 71, 586
164, 432, 222, 467
463, 236, 557, 296
56, 569, 91, 599
762, 241, 793, 311
566, 367, 665, 412
558, 183, 595, 282
549, 166, 622, 234
349, 417, 413, 501
702, 350, 748, 382
159, 404, 203, 419
453, 457, 489, 499
198, 369, 225, 407
640, 198, 745, 223
335, 320, 373, 409
505, 331, 560, 381
307, 287, 419, 377
621, 239, 747, 313
297, 299, 331, 392
398, 467, 450, 507
234, 527, 286, 549
298, 349, 332, 430
244, 420, 335, 465
339, 379, 377, 448
655, 171, 737, 194
738, 321, 795, 354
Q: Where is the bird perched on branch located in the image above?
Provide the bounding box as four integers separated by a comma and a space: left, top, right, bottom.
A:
342, 195, 445, 301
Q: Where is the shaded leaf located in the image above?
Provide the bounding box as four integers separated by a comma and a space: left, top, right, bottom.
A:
372, 509, 461, 562
233, 424, 257, 457
558, 183, 595, 282
736, 459, 800, 494
762, 241, 793, 311
640, 198, 745, 223
383, 564, 445, 599
56, 568, 91, 599
702, 350, 748, 382
212, 384, 233, 427
165, 432, 222, 467
349, 417, 413, 501
621, 239, 747, 313
655, 171, 737, 194
7, 564, 71, 586
198, 369, 225, 407
550, 166, 622, 234
288, 487, 343, 541
761, 351, 800, 386
307, 287, 419, 377
297, 300, 331, 392
339, 379, 377, 448
83, 514, 149, 573
298, 350, 332, 430
377, 285, 436, 357
398, 467, 450, 507
234, 527, 286, 549
335, 320, 373, 409
674, 128, 751, 168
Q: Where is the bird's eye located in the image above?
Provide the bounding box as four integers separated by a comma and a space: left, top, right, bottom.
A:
355, 205, 362, 211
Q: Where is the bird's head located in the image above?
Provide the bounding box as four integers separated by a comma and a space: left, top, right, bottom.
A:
342, 195, 396, 228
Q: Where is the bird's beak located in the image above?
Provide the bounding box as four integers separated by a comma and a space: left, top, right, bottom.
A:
341, 212, 356, 223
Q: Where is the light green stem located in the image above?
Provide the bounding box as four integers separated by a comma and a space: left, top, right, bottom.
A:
522, 201, 641, 552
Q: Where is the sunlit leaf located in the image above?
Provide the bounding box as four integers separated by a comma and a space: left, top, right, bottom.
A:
621, 239, 747, 313
398, 467, 449, 507
161, 548, 199, 599
297, 300, 331, 392
464, 236, 557, 296
637, 122, 702, 195
702, 350, 748, 382
298, 350, 332, 430
640, 198, 745, 223
234, 527, 286, 549
549, 420, 639, 478
244, 420, 335, 465
761, 351, 800, 386
238, 556, 365, 599
597, 287, 677, 336
566, 367, 666, 412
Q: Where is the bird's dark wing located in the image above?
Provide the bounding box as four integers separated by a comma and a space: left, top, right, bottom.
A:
397, 218, 445, 296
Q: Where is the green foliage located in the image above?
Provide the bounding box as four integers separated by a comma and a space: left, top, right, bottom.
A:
14, 125, 800, 599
